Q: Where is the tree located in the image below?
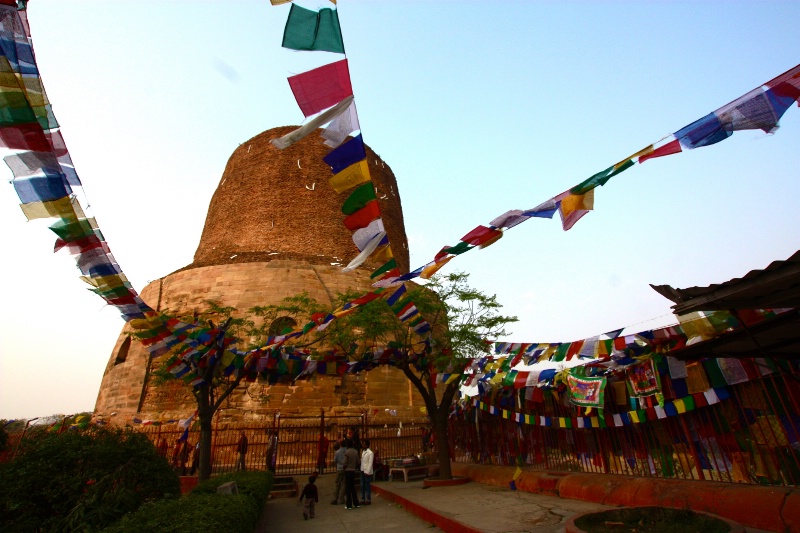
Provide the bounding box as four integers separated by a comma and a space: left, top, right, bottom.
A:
143, 302, 254, 482
250, 272, 517, 479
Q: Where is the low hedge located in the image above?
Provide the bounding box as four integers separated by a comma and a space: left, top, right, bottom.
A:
103, 471, 274, 533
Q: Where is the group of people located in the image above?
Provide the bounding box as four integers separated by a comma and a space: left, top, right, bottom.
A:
298, 427, 375, 519
330, 429, 374, 510
157, 437, 200, 476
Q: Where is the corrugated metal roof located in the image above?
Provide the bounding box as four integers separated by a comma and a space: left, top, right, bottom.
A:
651, 250, 800, 314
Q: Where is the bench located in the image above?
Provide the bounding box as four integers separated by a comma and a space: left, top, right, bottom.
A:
388, 463, 438, 482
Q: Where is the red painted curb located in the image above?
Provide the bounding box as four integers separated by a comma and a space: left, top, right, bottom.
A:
372, 483, 483, 533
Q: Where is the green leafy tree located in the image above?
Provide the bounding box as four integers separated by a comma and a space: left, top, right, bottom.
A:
0, 425, 179, 532
250, 272, 517, 479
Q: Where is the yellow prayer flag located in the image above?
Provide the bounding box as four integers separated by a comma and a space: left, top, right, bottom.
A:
678, 312, 718, 340
503, 410, 511, 419
560, 188, 595, 218
420, 256, 454, 279
372, 244, 393, 264
20, 196, 77, 221
80, 273, 130, 291
513, 467, 523, 480
674, 399, 686, 414
329, 160, 370, 193
559, 418, 567, 428
269, 0, 293, 4
625, 144, 654, 164
445, 374, 460, 385
629, 411, 640, 423
489, 373, 504, 385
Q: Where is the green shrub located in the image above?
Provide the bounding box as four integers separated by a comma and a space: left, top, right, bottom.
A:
0, 426, 179, 532
103, 493, 259, 533
103, 471, 273, 533
193, 470, 274, 502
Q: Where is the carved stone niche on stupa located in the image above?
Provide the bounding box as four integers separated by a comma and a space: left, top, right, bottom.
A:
93, 126, 425, 426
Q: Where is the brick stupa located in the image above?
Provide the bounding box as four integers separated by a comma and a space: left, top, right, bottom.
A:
94, 127, 424, 425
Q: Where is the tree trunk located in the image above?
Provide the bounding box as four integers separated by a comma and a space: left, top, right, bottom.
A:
197, 383, 214, 482
431, 408, 452, 479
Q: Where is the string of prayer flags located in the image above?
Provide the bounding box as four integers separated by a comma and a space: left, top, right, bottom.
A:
1, 3, 155, 323
282, 3, 344, 54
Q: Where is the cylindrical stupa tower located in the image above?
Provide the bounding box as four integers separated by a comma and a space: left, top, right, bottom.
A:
94, 127, 423, 425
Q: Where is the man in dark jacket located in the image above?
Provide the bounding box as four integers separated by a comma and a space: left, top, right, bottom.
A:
343, 439, 360, 509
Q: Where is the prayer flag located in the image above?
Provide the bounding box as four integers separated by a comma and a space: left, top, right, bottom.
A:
19, 195, 77, 221
352, 218, 384, 250
370, 258, 397, 279
13, 172, 71, 203
343, 200, 380, 231
330, 159, 370, 193
637, 139, 681, 164
674, 112, 732, 149
559, 189, 594, 231
570, 160, 634, 195
0, 121, 50, 151
288, 59, 352, 117
321, 99, 359, 148
341, 182, 376, 215
567, 374, 607, 408
270, 95, 354, 149
323, 133, 366, 174
282, 3, 344, 54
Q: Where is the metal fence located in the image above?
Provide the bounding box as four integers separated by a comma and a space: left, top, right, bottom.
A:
133, 412, 430, 477
450, 362, 800, 486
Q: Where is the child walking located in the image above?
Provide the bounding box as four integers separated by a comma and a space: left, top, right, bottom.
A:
299, 475, 319, 520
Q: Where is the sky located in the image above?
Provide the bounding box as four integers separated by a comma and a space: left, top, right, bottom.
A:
1, 0, 799, 420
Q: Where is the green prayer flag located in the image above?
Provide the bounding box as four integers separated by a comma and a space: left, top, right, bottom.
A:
552, 343, 569, 362
49, 218, 101, 242
502, 371, 516, 387
282, 3, 345, 54
0, 90, 37, 126
342, 182, 376, 215
570, 159, 635, 195
683, 395, 696, 411
444, 241, 474, 256
370, 258, 397, 279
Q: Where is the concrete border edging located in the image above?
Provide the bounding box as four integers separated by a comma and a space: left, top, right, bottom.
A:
372, 483, 483, 533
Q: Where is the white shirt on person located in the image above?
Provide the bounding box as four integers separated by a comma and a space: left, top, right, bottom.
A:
361, 448, 374, 475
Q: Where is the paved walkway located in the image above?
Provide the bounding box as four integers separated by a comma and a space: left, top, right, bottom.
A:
256, 473, 443, 532
373, 478, 612, 533
256, 473, 779, 532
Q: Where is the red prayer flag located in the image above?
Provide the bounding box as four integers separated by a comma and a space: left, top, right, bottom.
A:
460, 225, 502, 246
638, 139, 681, 164
343, 200, 380, 231
566, 340, 584, 361
514, 371, 529, 389
288, 59, 353, 117
0, 122, 51, 152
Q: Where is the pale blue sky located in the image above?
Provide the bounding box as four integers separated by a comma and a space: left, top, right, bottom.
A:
1, 0, 799, 419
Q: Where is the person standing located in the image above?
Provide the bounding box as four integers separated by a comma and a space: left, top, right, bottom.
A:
266, 431, 278, 473
343, 439, 360, 509
236, 431, 248, 471
330, 441, 346, 505
360, 439, 374, 505
316, 434, 330, 472
298, 475, 319, 520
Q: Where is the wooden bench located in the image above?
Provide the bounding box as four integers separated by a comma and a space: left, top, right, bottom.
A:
388, 463, 438, 482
